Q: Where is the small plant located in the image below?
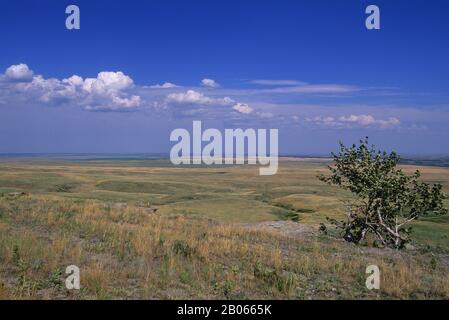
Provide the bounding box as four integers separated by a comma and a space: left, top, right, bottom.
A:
54, 184, 74, 193
171, 239, 195, 257
16, 259, 30, 289
158, 235, 165, 247
254, 262, 296, 294
213, 280, 234, 298
47, 268, 64, 288
319, 223, 328, 235
179, 270, 191, 284
12, 245, 20, 265
430, 256, 437, 270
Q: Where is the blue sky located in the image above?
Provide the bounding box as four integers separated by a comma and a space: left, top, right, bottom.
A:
0, 0, 449, 155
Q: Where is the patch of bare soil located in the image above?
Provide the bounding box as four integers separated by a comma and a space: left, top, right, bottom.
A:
238, 220, 317, 240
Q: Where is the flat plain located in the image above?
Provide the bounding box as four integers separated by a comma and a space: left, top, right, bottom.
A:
0, 157, 448, 299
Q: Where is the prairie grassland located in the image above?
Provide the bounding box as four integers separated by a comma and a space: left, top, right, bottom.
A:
0, 157, 448, 299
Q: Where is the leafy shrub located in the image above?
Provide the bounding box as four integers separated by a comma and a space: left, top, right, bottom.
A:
319, 138, 448, 249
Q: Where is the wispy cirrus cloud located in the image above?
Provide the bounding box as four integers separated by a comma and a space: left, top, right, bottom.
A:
305, 114, 400, 129
263, 84, 360, 94
148, 82, 179, 89
248, 79, 307, 86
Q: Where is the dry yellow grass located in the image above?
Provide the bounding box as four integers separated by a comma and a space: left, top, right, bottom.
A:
0, 196, 447, 299
0, 158, 448, 299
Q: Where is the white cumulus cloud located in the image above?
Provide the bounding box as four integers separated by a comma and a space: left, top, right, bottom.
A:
5, 63, 34, 81
233, 103, 253, 114
166, 90, 232, 106
2, 64, 141, 111
165, 90, 256, 118
201, 78, 220, 88
82, 71, 134, 94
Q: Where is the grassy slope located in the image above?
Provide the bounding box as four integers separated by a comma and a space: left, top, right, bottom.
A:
0, 158, 448, 299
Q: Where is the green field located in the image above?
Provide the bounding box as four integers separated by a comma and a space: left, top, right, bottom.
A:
0, 157, 448, 299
